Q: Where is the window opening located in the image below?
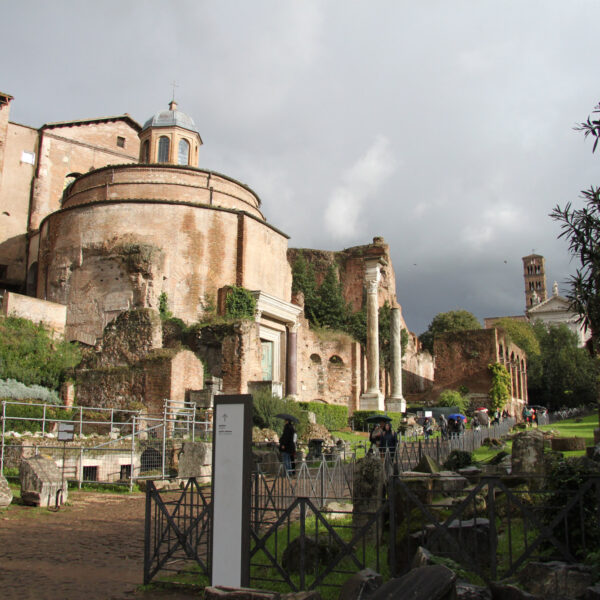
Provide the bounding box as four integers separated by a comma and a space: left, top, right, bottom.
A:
158, 136, 170, 163
178, 138, 190, 165
116, 136, 126, 148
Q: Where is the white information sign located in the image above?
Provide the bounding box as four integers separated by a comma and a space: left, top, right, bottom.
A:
211, 395, 252, 588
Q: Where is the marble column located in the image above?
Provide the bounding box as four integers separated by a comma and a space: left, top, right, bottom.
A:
286, 321, 299, 398
386, 307, 406, 413
360, 259, 385, 411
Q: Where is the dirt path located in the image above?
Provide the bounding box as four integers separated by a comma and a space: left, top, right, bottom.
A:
0, 491, 201, 600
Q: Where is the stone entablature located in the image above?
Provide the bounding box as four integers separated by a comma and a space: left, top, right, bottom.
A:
62, 164, 264, 220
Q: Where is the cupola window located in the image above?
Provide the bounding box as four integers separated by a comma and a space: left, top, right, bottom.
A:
178, 139, 190, 165
157, 136, 170, 163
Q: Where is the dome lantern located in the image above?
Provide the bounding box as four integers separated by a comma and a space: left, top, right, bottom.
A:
139, 101, 202, 166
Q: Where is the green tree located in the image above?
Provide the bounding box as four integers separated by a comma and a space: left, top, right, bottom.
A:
437, 389, 468, 413
291, 252, 318, 324
313, 264, 349, 330
527, 322, 599, 409
419, 310, 481, 354
550, 102, 600, 353
494, 318, 541, 357
0, 316, 81, 390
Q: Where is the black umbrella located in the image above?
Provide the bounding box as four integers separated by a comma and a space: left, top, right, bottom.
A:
366, 414, 392, 424
275, 413, 299, 423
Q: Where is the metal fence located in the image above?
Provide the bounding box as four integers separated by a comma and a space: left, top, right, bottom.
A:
1, 399, 211, 489
144, 472, 600, 591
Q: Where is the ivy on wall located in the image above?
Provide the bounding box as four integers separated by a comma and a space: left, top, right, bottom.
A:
488, 362, 511, 410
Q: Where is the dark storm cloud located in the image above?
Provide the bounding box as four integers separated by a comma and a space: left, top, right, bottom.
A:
2, 0, 599, 333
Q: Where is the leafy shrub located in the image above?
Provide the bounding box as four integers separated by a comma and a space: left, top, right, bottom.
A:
225, 286, 257, 319
443, 450, 473, 470
0, 378, 61, 404
251, 388, 308, 437
0, 316, 81, 390
298, 401, 348, 431
488, 362, 511, 411
437, 390, 468, 413
542, 455, 600, 559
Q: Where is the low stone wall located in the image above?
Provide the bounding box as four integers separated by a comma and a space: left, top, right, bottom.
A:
1, 291, 67, 335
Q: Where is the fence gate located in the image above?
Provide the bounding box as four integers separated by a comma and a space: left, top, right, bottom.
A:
144, 478, 212, 584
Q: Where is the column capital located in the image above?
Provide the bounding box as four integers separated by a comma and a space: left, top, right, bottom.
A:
286, 320, 300, 333
364, 259, 382, 293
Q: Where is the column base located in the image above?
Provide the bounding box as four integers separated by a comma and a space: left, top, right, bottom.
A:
385, 396, 406, 413
359, 391, 385, 411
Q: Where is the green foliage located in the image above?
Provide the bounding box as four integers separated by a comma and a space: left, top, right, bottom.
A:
0, 379, 60, 404
158, 292, 172, 319
346, 307, 367, 346
0, 316, 81, 390
542, 455, 600, 559
312, 265, 350, 330
488, 362, 511, 411
527, 322, 600, 409
291, 251, 319, 323
419, 310, 481, 354
251, 389, 308, 437
437, 389, 468, 413
225, 286, 257, 319
550, 103, 600, 353
297, 402, 348, 431
2, 400, 74, 433
494, 318, 540, 357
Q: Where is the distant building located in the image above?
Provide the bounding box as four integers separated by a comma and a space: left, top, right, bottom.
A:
484, 254, 589, 347
522, 254, 548, 309
527, 281, 591, 347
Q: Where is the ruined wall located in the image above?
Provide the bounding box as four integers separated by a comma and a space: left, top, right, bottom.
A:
288, 237, 399, 313
76, 309, 203, 416
402, 332, 434, 393
0, 122, 38, 287
426, 328, 527, 412
29, 120, 140, 230
296, 314, 361, 408
1, 291, 67, 335
220, 320, 263, 394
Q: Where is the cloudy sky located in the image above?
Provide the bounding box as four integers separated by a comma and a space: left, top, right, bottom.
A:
3, 1, 600, 334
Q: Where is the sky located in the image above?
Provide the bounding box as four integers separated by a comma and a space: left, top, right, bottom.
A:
2, 0, 600, 334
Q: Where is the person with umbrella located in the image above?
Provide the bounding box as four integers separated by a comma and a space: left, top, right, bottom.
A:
276, 414, 297, 475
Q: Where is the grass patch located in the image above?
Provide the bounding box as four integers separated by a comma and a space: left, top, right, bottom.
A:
539, 414, 597, 452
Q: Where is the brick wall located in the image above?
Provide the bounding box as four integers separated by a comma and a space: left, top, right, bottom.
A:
296, 313, 361, 408
0, 122, 38, 287
29, 120, 140, 230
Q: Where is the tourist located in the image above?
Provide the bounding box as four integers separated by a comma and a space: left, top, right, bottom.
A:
369, 422, 383, 452
423, 417, 433, 440
279, 419, 296, 475
438, 414, 449, 440
380, 422, 397, 457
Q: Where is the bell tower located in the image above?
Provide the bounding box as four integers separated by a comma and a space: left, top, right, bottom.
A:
522, 254, 547, 310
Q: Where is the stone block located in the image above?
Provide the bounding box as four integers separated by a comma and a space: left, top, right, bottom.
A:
413, 454, 442, 474
511, 430, 544, 475
517, 561, 594, 599
338, 568, 382, 600
204, 586, 279, 600
371, 565, 457, 600
431, 473, 469, 493
20, 455, 67, 507
550, 437, 586, 452
177, 441, 212, 478
0, 473, 13, 508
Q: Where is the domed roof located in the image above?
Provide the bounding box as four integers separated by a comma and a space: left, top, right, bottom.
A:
142, 100, 200, 135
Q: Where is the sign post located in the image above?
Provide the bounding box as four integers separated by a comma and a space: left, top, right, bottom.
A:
57, 422, 74, 508
211, 394, 253, 587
